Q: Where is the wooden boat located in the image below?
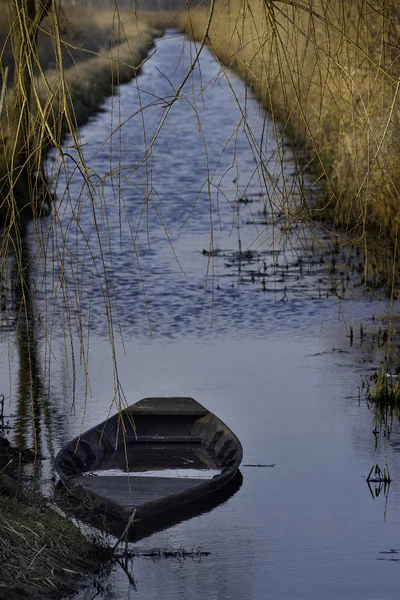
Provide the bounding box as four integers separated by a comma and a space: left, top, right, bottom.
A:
55, 397, 243, 525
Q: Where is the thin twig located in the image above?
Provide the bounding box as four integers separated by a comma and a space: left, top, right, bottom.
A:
0, 66, 8, 121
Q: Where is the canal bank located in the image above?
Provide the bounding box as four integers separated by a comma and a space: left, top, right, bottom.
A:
0, 7, 168, 221
0, 434, 107, 599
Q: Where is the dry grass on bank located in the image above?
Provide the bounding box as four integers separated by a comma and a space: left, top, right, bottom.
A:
33, 14, 160, 135
0, 4, 165, 119
0, 494, 103, 598
0, 4, 173, 73
0, 5, 181, 140
0, 4, 117, 75
182, 0, 400, 236
0, 4, 172, 220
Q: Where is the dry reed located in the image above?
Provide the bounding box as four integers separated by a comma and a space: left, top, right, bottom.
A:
0, 494, 102, 598
181, 0, 400, 237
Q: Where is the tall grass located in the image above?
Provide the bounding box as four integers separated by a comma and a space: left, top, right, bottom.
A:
182, 0, 400, 238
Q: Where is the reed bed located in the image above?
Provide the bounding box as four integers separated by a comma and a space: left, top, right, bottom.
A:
182, 1, 400, 237
368, 368, 400, 404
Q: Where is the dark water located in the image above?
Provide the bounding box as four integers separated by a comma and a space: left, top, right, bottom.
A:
3, 32, 400, 599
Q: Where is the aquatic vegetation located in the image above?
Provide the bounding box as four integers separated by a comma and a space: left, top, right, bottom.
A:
366, 462, 391, 508
366, 463, 391, 484
367, 369, 400, 405
124, 546, 211, 559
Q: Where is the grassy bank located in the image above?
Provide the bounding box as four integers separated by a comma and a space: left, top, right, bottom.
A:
0, 5, 171, 219
181, 1, 400, 238
36, 14, 159, 132
0, 495, 103, 599
0, 439, 105, 599
0, 5, 166, 131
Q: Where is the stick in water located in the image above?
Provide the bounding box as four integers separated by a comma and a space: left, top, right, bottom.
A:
112, 508, 137, 553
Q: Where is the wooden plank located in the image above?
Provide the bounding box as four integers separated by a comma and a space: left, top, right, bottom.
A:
134, 436, 202, 443
74, 475, 205, 515
125, 397, 208, 416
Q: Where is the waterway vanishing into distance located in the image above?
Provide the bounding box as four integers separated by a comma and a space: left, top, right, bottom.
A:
2, 32, 400, 599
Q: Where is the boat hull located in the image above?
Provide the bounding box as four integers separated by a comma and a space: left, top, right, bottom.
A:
55, 397, 243, 524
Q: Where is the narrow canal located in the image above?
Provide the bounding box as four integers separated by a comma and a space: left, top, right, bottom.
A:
3, 32, 400, 599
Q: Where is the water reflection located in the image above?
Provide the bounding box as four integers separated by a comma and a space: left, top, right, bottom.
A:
369, 400, 398, 446
3, 224, 58, 483
12, 226, 42, 451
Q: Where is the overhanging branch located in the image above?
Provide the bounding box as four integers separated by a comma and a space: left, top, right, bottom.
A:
30, 0, 53, 36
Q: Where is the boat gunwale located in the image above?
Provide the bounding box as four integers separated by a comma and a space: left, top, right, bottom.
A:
55, 397, 243, 523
